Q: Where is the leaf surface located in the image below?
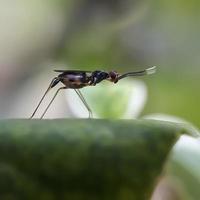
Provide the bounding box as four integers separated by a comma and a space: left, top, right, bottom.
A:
0, 119, 193, 200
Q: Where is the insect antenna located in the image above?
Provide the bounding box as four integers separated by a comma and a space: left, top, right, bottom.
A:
29, 77, 60, 119
118, 66, 156, 81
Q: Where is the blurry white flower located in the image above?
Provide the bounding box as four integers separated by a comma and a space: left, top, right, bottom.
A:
65, 79, 147, 119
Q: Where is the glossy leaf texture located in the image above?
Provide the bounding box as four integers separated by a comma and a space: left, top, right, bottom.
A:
0, 119, 195, 200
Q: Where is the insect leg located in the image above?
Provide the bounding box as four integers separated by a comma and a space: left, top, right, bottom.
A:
74, 89, 93, 118
29, 77, 60, 119
29, 85, 51, 119
40, 87, 66, 119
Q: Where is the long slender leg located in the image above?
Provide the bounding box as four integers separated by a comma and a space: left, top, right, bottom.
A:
30, 77, 60, 119
29, 85, 51, 119
40, 87, 66, 119
75, 89, 93, 118
74, 89, 93, 118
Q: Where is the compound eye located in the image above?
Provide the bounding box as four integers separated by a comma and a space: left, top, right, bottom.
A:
109, 71, 118, 82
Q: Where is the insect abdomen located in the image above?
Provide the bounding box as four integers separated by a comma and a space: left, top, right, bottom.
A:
60, 73, 90, 89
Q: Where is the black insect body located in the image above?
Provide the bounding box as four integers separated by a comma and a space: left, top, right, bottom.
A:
58, 71, 90, 89
30, 66, 156, 119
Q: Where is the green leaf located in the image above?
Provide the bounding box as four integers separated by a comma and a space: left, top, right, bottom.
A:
0, 119, 193, 200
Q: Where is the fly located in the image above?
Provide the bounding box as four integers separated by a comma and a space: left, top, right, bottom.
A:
30, 66, 156, 119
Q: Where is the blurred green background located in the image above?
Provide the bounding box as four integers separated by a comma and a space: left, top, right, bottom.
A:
0, 0, 200, 199
0, 0, 199, 127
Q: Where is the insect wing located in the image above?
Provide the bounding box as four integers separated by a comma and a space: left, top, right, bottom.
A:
54, 69, 92, 73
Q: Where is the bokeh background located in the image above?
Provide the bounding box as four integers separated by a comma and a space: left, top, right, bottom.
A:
0, 0, 200, 199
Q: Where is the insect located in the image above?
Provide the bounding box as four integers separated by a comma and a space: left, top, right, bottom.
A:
30, 66, 156, 119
